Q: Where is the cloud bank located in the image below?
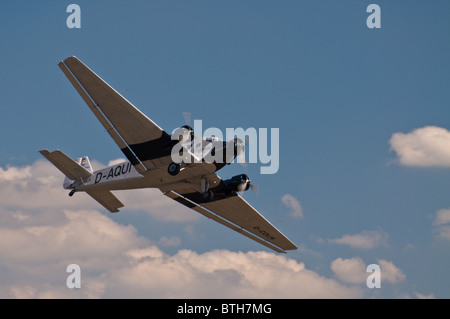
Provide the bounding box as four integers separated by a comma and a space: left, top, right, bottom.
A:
0, 207, 364, 298
0, 159, 367, 298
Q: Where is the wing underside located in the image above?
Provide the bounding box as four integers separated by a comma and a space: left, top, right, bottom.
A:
58, 56, 177, 173
163, 186, 297, 253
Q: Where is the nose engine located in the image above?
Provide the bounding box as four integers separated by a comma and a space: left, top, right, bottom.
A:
171, 125, 194, 144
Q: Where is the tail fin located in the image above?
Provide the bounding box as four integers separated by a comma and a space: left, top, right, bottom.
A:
39, 150, 92, 188
79, 156, 93, 172
63, 156, 93, 188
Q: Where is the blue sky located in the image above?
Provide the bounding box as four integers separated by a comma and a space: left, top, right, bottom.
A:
0, 1, 449, 298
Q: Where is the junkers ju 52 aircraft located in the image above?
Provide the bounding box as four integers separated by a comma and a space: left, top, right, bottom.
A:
40, 56, 297, 253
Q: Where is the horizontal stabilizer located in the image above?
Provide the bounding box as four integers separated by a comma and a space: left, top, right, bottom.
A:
85, 189, 124, 213
39, 149, 92, 181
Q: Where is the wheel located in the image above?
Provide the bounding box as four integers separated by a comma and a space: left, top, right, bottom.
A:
168, 162, 181, 176
202, 190, 214, 202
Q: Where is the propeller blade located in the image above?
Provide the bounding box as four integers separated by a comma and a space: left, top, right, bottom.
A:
250, 183, 259, 196
182, 112, 191, 126
237, 153, 247, 166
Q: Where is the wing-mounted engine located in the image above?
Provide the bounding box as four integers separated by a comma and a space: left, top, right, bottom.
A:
188, 173, 254, 204
224, 174, 252, 193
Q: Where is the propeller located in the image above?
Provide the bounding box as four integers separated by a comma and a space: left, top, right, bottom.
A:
231, 137, 247, 167
238, 135, 255, 167
182, 112, 191, 127
248, 182, 259, 196
170, 112, 194, 144
236, 174, 259, 196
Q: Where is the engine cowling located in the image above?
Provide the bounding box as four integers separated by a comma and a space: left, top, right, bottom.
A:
233, 137, 245, 158
225, 174, 251, 193
171, 125, 194, 144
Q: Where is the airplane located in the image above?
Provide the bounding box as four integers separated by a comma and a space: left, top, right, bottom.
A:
40, 56, 297, 253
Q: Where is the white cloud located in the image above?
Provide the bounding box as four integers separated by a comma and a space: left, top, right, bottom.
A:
389, 126, 450, 167
158, 236, 182, 247
0, 159, 366, 298
433, 208, 450, 241
331, 257, 367, 284
434, 208, 450, 226
0, 207, 364, 298
107, 158, 127, 167
377, 259, 406, 284
328, 230, 388, 249
0, 165, 32, 181
281, 194, 304, 219
331, 257, 405, 285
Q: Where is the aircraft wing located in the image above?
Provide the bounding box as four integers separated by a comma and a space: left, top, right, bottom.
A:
161, 178, 298, 253
58, 56, 176, 174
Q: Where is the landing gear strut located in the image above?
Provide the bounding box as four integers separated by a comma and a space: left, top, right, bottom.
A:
200, 177, 213, 202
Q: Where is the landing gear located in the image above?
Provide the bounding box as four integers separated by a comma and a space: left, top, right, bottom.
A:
68, 189, 76, 197
200, 177, 213, 202
168, 162, 181, 176
202, 190, 214, 202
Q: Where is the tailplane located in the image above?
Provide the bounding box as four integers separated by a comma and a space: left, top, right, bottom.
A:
39, 149, 124, 213
39, 150, 92, 188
